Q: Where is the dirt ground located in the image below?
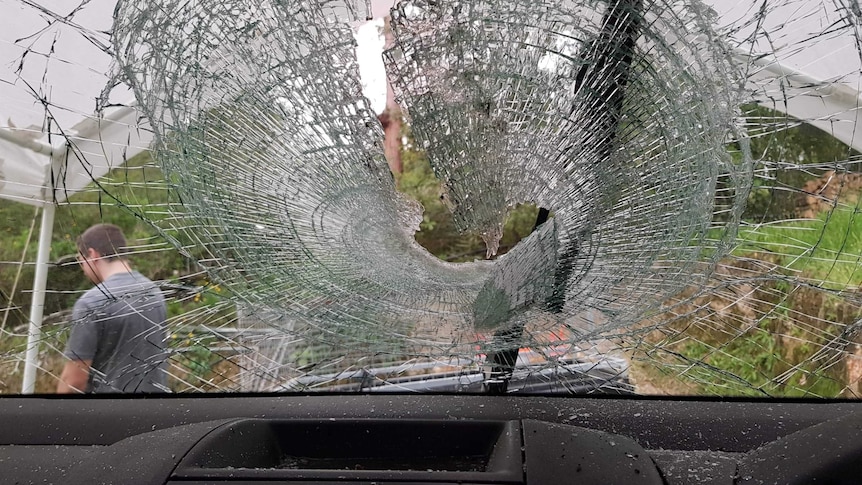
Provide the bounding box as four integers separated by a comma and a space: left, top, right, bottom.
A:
626, 357, 705, 396
0, 347, 65, 394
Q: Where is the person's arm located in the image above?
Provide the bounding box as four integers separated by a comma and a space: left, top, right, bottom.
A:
60, 299, 98, 394
57, 359, 92, 394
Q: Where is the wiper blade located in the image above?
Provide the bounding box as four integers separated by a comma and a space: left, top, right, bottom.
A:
278, 353, 633, 395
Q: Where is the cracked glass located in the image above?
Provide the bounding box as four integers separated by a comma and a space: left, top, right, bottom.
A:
0, 0, 861, 397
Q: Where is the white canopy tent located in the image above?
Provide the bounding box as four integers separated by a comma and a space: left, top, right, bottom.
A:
0, 0, 860, 393
710, 0, 862, 155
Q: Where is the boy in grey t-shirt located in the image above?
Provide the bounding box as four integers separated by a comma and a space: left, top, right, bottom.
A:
58, 224, 168, 393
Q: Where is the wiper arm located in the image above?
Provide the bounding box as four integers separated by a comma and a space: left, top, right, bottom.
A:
483, 0, 643, 395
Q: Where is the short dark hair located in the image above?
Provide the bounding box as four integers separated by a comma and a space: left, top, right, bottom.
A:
76, 224, 128, 260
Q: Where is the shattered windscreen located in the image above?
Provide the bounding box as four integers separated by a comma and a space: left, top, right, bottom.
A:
1, 0, 862, 396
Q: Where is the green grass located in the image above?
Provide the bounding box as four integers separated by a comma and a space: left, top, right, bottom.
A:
676, 320, 844, 398
733, 206, 862, 289
657, 202, 862, 398
671, 205, 861, 397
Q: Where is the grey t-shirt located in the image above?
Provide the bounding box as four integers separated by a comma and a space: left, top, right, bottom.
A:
64, 271, 168, 393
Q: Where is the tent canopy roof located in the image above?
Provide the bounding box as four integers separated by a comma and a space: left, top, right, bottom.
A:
0, 0, 150, 207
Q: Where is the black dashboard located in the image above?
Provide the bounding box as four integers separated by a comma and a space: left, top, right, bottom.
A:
1, 394, 861, 484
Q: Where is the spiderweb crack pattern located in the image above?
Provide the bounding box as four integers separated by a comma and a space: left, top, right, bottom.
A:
2, 0, 862, 396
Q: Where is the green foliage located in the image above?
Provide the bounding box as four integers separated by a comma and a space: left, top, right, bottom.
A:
163, 280, 235, 388
394, 133, 539, 262
742, 104, 859, 221
680, 319, 842, 398
168, 331, 216, 385
735, 207, 862, 289
681, 323, 778, 393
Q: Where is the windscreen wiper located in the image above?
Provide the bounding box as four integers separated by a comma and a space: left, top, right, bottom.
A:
277, 352, 633, 394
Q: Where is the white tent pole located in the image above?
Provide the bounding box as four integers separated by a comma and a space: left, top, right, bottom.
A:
21, 203, 56, 394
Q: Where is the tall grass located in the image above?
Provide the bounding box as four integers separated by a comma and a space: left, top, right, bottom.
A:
734, 205, 862, 289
